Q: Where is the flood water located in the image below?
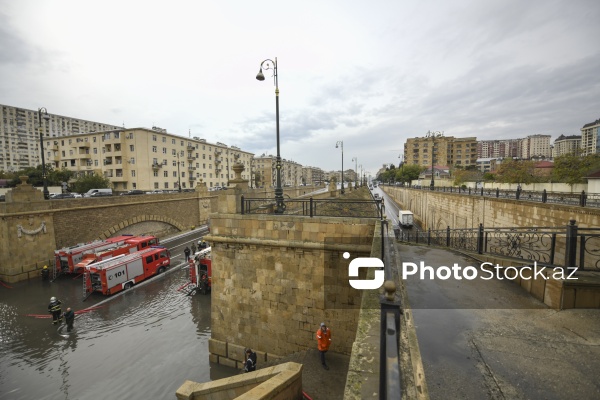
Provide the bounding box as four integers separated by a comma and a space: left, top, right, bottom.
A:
0, 245, 236, 399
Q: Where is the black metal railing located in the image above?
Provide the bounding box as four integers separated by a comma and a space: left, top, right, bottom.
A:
406, 185, 600, 208
396, 220, 600, 271
241, 196, 383, 219
379, 219, 402, 399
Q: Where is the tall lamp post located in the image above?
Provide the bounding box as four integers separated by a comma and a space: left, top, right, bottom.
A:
426, 130, 443, 190
38, 107, 50, 200
177, 152, 182, 192
359, 164, 363, 188
336, 141, 344, 194
256, 57, 285, 213
352, 156, 358, 188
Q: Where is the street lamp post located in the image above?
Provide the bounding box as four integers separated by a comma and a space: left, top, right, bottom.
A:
359, 164, 363, 188
352, 157, 358, 188
426, 130, 443, 190
256, 57, 285, 213
38, 107, 50, 200
177, 152, 182, 192
336, 141, 344, 194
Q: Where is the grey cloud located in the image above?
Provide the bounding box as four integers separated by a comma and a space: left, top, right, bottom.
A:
0, 12, 32, 64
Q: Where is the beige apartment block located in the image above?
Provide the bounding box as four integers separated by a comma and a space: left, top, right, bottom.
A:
50, 128, 254, 192
520, 134, 551, 159
253, 154, 304, 188
552, 134, 581, 158
404, 135, 477, 168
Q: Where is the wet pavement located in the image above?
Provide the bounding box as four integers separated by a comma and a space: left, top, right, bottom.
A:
397, 243, 600, 400
0, 230, 238, 400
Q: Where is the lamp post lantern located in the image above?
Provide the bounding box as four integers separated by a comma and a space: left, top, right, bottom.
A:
256, 57, 285, 213
336, 141, 344, 194
426, 130, 443, 190
37, 107, 50, 200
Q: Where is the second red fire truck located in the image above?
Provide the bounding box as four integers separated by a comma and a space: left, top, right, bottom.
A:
83, 246, 171, 299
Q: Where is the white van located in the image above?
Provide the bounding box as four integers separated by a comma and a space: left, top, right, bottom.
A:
83, 188, 113, 197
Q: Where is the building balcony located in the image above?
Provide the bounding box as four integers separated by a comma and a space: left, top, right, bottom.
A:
152, 163, 162, 171
188, 166, 196, 171
187, 154, 195, 161
215, 150, 222, 156
187, 144, 195, 151
188, 175, 196, 181
215, 158, 221, 164
103, 159, 113, 165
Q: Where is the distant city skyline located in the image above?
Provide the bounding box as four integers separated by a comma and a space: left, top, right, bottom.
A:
1, 0, 599, 175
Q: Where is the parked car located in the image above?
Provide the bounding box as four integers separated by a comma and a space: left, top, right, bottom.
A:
120, 190, 145, 196
50, 193, 77, 199
90, 191, 113, 197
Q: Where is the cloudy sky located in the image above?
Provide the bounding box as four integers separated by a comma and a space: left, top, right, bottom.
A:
1, 0, 599, 176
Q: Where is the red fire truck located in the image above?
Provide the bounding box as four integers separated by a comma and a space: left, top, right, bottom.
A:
74, 235, 159, 273
54, 235, 158, 275
188, 247, 212, 295
83, 246, 170, 298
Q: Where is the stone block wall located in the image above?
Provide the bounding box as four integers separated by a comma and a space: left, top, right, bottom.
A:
385, 187, 600, 230
0, 186, 215, 283
205, 213, 376, 366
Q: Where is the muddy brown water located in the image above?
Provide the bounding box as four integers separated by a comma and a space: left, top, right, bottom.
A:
0, 260, 236, 400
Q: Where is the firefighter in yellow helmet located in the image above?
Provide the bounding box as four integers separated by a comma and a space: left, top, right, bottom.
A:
41, 265, 50, 281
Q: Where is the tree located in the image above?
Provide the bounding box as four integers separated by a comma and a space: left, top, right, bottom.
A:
453, 169, 482, 186
494, 159, 537, 184
552, 153, 600, 186
395, 164, 423, 186
483, 172, 496, 181
71, 173, 112, 194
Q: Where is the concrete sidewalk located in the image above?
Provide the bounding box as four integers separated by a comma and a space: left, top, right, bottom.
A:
398, 243, 600, 399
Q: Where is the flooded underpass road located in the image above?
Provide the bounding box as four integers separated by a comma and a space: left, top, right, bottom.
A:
0, 233, 236, 400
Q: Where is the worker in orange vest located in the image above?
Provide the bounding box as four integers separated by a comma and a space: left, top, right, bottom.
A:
316, 322, 332, 370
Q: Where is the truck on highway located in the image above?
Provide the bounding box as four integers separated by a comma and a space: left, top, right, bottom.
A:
83, 246, 171, 298
399, 210, 414, 228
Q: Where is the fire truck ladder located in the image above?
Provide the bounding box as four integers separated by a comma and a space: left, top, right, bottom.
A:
82, 270, 94, 301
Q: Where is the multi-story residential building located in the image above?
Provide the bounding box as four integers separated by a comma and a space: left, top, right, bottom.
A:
404, 135, 477, 168
253, 155, 303, 187
477, 139, 521, 159
476, 158, 499, 173
302, 166, 324, 185
520, 134, 551, 159
552, 134, 581, 158
581, 118, 600, 156
0, 104, 121, 172
50, 128, 253, 192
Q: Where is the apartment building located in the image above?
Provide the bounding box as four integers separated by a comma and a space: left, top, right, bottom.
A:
253, 154, 303, 188
50, 128, 253, 191
581, 118, 600, 156
404, 135, 477, 168
302, 166, 324, 185
0, 104, 121, 172
552, 134, 581, 158
477, 139, 521, 159
520, 134, 551, 159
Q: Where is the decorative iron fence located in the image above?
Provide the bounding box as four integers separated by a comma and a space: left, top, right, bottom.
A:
396, 220, 600, 271
408, 186, 600, 208
240, 196, 383, 219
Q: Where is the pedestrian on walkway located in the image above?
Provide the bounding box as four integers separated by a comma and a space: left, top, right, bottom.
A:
48, 297, 62, 325
184, 246, 191, 261
63, 307, 75, 332
191, 242, 197, 255
316, 322, 332, 370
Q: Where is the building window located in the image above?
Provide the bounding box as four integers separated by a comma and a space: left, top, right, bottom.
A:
130, 145, 134, 151
154, 171, 159, 177
164, 182, 169, 189
131, 170, 136, 177
162, 137, 166, 143
172, 139, 175, 144
163, 147, 167, 154
172, 161, 176, 167
153, 135, 157, 141
152, 146, 157, 152
164, 171, 168, 177
173, 171, 177, 177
